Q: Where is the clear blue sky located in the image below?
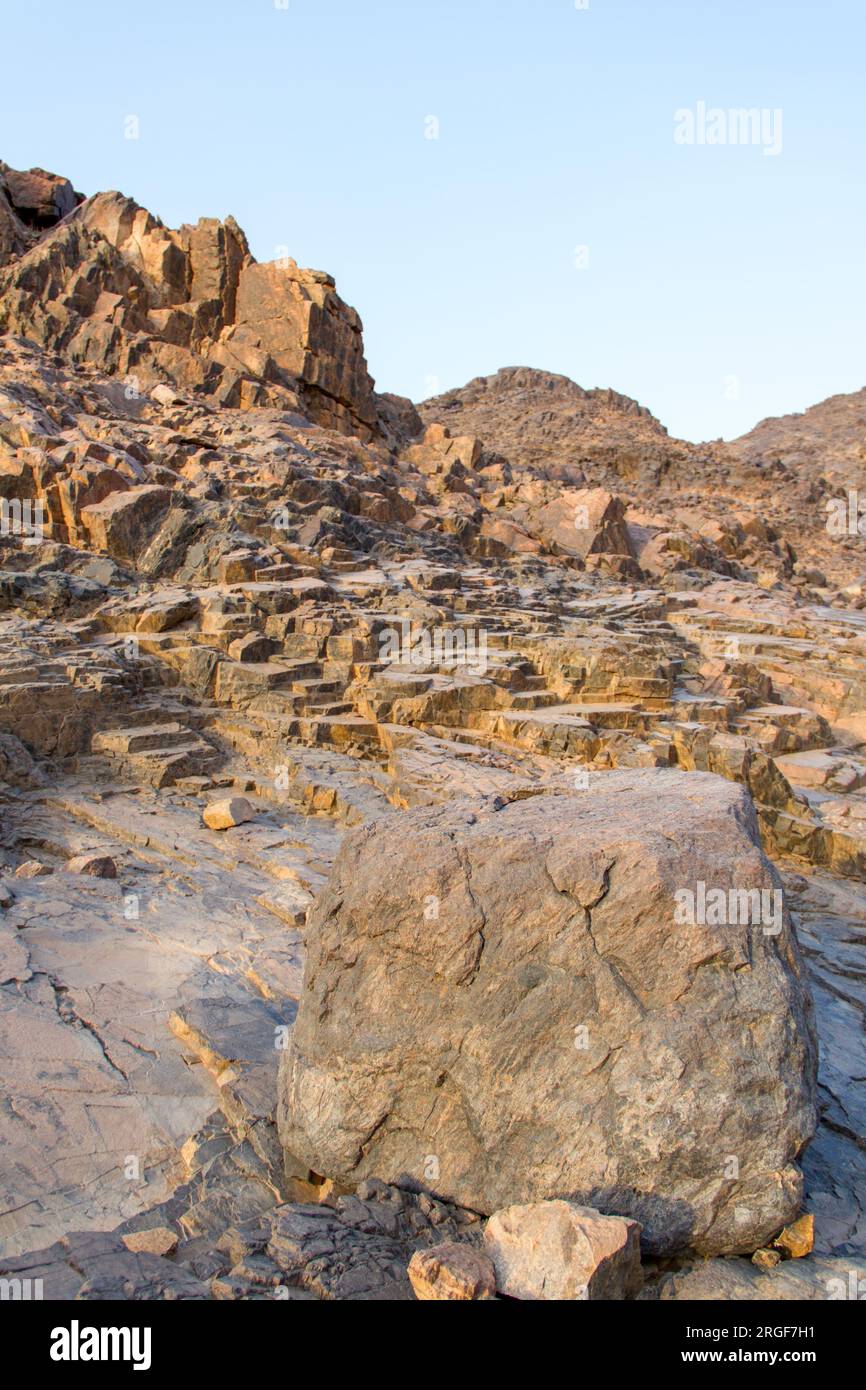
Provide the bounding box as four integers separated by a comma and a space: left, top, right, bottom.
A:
2, 0, 864, 441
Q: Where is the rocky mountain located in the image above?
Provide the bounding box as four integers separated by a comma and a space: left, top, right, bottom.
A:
0, 160, 864, 1304
418, 366, 693, 487
419, 363, 866, 503
0, 160, 412, 441
734, 386, 866, 492
418, 365, 866, 591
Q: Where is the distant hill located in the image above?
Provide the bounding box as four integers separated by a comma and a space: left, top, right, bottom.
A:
417, 366, 697, 487
733, 388, 866, 491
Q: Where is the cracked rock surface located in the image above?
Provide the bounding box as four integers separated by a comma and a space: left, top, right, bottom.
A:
278, 772, 817, 1256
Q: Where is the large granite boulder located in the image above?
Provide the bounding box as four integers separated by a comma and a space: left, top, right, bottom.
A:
278, 770, 818, 1256
0, 167, 384, 440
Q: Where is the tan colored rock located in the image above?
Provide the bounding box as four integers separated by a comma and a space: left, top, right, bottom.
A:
408, 1242, 496, 1301
1, 164, 79, 227
279, 771, 817, 1258
228, 632, 275, 663
774, 1212, 814, 1258
484, 1201, 642, 1301
150, 382, 186, 407
14, 860, 52, 878
316, 1177, 353, 1205
202, 796, 257, 830
177, 215, 249, 324
229, 259, 378, 437
752, 1247, 782, 1270
526, 487, 635, 562
80, 484, 174, 563
121, 1227, 178, 1257
478, 514, 542, 557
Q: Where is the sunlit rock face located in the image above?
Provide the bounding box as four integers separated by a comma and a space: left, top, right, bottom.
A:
0, 163, 386, 439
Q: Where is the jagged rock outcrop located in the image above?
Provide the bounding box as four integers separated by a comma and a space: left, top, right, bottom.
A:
0, 163, 387, 439
0, 162, 83, 268
225, 259, 378, 436
0, 163, 81, 230
278, 770, 818, 1257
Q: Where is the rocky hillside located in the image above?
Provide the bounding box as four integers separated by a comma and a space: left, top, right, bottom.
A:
0, 160, 864, 1303
0, 160, 412, 441
418, 365, 866, 592
734, 387, 866, 492
418, 366, 694, 487
419, 363, 866, 502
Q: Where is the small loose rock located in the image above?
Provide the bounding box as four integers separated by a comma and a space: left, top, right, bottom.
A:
408, 1242, 496, 1301
122, 1227, 179, 1257
66, 853, 117, 878
774, 1213, 814, 1259
202, 797, 257, 831
14, 860, 52, 878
